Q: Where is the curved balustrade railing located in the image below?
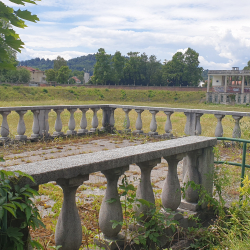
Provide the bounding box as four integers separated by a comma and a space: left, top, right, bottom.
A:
1, 136, 217, 250
0, 104, 249, 141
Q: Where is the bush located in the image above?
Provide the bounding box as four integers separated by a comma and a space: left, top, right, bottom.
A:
0, 170, 45, 250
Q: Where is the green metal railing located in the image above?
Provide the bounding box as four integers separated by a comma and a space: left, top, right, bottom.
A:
215, 137, 250, 188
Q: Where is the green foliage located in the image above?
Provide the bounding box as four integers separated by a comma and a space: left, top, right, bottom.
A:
45, 69, 56, 82
18, 68, 30, 83
0, 170, 45, 250
162, 48, 203, 86
56, 66, 71, 84
0, 0, 40, 70
53, 56, 67, 71
110, 175, 178, 249
93, 48, 112, 85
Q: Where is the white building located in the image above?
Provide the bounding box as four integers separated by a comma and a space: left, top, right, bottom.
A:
206, 67, 250, 104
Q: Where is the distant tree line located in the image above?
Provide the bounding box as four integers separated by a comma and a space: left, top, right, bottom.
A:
92, 48, 203, 86
18, 54, 96, 75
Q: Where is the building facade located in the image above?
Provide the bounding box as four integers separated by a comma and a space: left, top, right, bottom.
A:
19, 66, 47, 84
206, 67, 250, 104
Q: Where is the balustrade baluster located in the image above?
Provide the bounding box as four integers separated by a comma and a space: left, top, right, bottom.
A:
110, 108, 115, 131
53, 109, 64, 136
16, 110, 27, 140
232, 115, 243, 138
78, 108, 88, 134
214, 114, 225, 137
164, 111, 173, 137
149, 110, 158, 135
162, 154, 184, 211
0, 111, 11, 141
182, 150, 202, 203
55, 175, 89, 250
122, 108, 131, 132
135, 159, 161, 219
31, 110, 40, 138
90, 108, 99, 132
67, 108, 77, 135
181, 147, 214, 211
41, 109, 50, 137
195, 113, 203, 135
134, 109, 144, 134
98, 166, 128, 240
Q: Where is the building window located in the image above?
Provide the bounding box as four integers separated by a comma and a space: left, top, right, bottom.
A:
216, 80, 219, 82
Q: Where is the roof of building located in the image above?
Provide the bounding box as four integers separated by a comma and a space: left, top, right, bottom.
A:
18, 66, 44, 73
71, 76, 81, 82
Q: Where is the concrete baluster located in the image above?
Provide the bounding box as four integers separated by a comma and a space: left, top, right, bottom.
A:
31, 110, 40, 138
16, 110, 27, 140
99, 166, 128, 239
110, 108, 115, 130
149, 110, 158, 135
164, 111, 173, 137
184, 112, 196, 136
214, 114, 225, 137
135, 159, 161, 219
55, 175, 89, 250
0, 111, 11, 141
101, 108, 109, 131
53, 109, 64, 136
78, 108, 88, 134
182, 151, 201, 203
44, 109, 50, 137
162, 154, 184, 211
232, 115, 243, 138
67, 108, 77, 135
90, 108, 99, 132
38, 109, 50, 137
195, 113, 203, 135
181, 147, 214, 211
122, 108, 131, 132
134, 109, 144, 134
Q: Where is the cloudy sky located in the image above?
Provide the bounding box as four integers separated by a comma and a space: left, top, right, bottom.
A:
3, 0, 250, 69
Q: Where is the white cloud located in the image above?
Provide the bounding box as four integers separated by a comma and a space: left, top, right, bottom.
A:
9, 0, 250, 69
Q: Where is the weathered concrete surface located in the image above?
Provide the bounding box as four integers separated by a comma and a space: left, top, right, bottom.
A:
1, 136, 217, 187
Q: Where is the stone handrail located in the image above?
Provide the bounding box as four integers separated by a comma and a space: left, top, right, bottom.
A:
2, 136, 216, 250
0, 104, 249, 141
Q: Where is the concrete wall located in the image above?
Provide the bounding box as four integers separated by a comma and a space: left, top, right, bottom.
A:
212, 75, 223, 86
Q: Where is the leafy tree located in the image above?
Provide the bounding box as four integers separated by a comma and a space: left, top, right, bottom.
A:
112, 51, 125, 84
54, 56, 67, 71
56, 66, 71, 84
124, 52, 140, 85
18, 67, 30, 83
162, 52, 185, 86
147, 55, 162, 86
182, 48, 203, 86
45, 69, 56, 82
162, 48, 202, 86
5, 69, 19, 83
0, 0, 39, 70
93, 48, 112, 85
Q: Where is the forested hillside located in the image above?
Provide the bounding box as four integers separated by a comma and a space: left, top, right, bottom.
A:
18, 54, 96, 75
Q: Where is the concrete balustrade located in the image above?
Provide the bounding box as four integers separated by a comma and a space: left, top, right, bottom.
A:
31, 110, 40, 138
78, 108, 88, 134
134, 108, 144, 134
53, 109, 64, 136
1, 136, 216, 250
67, 108, 77, 135
0, 104, 249, 142
0, 111, 10, 140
